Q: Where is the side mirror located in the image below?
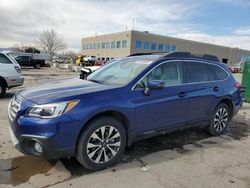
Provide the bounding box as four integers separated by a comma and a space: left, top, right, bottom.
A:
144, 80, 164, 96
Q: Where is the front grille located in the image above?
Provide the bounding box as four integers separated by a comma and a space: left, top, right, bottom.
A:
8, 96, 21, 121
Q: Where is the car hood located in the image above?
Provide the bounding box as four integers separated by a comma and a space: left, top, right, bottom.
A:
18, 78, 116, 104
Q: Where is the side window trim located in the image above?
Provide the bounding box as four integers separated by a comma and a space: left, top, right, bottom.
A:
132, 60, 230, 91
132, 60, 184, 90
182, 60, 230, 84
183, 61, 215, 83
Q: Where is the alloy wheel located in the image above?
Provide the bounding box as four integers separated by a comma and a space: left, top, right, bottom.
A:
86, 125, 121, 164
213, 107, 228, 132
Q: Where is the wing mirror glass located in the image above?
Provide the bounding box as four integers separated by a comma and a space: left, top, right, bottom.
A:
144, 80, 164, 96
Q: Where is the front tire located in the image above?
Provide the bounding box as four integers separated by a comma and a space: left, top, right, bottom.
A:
0, 81, 6, 98
76, 117, 126, 170
207, 103, 230, 136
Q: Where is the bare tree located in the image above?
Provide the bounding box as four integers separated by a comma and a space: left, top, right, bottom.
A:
38, 29, 67, 57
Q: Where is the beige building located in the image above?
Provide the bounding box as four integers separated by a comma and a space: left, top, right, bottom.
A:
81, 30, 250, 66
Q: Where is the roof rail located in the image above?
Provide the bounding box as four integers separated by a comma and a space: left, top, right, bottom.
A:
128, 52, 167, 57
165, 52, 220, 62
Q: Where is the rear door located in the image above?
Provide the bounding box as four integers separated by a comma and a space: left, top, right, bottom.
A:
132, 61, 189, 133
183, 61, 218, 123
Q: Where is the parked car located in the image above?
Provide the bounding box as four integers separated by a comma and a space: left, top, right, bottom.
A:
229, 62, 244, 73
83, 56, 97, 64
14, 55, 45, 69
94, 60, 106, 66
79, 66, 101, 79
229, 66, 237, 73
0, 52, 24, 98
8, 52, 242, 170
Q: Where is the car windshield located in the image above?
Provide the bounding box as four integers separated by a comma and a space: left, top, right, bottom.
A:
87, 56, 159, 86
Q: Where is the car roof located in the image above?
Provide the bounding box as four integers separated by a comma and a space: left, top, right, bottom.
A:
128, 52, 222, 65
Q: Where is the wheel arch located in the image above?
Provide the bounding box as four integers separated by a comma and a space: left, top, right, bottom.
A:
76, 110, 134, 153
0, 76, 8, 88
217, 98, 234, 119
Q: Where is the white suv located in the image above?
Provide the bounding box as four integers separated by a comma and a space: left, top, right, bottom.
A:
83, 56, 97, 62
0, 52, 24, 98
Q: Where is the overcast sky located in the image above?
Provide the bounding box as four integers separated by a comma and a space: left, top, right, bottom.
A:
1, 0, 250, 52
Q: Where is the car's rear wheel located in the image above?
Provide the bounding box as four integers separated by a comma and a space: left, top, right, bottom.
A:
207, 103, 230, 136
34, 64, 41, 69
76, 117, 126, 170
0, 81, 6, 98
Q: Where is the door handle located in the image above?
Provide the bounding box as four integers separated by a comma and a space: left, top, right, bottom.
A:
178, 92, 187, 98
213, 86, 219, 92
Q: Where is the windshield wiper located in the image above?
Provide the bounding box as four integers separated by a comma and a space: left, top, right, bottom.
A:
88, 79, 105, 84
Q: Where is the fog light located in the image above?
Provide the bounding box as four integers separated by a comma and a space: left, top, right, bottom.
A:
34, 142, 43, 153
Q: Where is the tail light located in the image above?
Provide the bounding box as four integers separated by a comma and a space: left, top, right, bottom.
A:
234, 82, 241, 90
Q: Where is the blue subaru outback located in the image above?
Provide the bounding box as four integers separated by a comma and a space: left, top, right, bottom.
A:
8, 52, 242, 170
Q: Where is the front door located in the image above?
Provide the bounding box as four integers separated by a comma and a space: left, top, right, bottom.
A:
131, 61, 188, 134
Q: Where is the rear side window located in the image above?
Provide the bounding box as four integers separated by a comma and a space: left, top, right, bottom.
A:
0, 54, 12, 64
209, 65, 229, 80
185, 62, 215, 83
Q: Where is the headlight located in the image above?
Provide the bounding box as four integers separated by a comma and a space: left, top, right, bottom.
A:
27, 100, 79, 118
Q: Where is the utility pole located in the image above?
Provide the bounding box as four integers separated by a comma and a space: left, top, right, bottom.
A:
132, 17, 134, 30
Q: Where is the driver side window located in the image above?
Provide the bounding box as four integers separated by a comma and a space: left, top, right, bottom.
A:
136, 62, 183, 88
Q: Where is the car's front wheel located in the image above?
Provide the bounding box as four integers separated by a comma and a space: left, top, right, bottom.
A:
207, 103, 230, 136
0, 81, 6, 98
76, 117, 126, 170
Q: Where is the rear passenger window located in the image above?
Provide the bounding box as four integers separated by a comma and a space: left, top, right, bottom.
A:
185, 62, 215, 83
209, 65, 229, 80
0, 54, 12, 64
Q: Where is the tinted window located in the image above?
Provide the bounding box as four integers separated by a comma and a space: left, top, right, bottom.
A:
158, 44, 163, 51
144, 41, 149, 49
185, 62, 215, 83
135, 40, 141, 48
209, 65, 229, 80
116, 41, 121, 48
136, 62, 183, 88
0, 54, 12, 64
122, 40, 127, 48
151, 42, 157, 50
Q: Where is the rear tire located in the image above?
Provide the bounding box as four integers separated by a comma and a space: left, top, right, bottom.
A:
206, 103, 230, 136
0, 81, 6, 98
34, 64, 41, 69
76, 117, 126, 170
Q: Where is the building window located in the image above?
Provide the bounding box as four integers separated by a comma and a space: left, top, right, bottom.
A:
116, 41, 121, 48
106, 42, 110, 49
122, 40, 127, 48
102, 42, 105, 49
158, 44, 163, 51
171, 45, 176, 52
151, 42, 157, 50
86, 44, 89, 50
82, 44, 85, 50
111, 41, 115, 48
97, 43, 101, 49
135, 40, 142, 48
144, 41, 149, 49
164, 44, 170, 52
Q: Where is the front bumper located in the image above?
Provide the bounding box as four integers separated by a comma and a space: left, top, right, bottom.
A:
9, 124, 75, 159
8, 95, 82, 159
7, 76, 24, 88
